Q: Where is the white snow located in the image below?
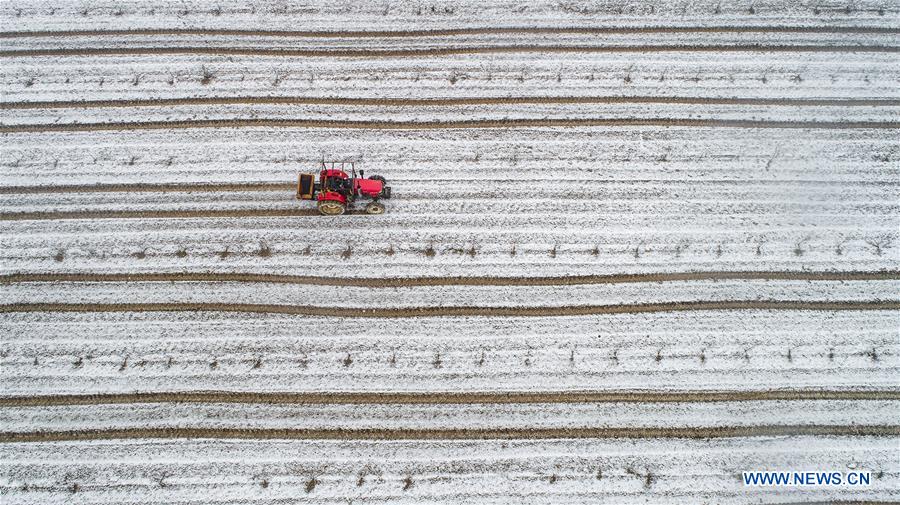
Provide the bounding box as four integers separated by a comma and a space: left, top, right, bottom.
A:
1, 0, 898, 503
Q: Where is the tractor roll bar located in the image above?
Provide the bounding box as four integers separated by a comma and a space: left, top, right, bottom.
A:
322, 161, 355, 173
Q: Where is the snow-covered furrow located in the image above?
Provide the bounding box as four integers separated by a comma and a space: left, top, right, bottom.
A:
4, 125, 894, 155
5, 124, 895, 149
2, 182, 897, 210
6, 209, 895, 228
5, 31, 899, 51
1, 437, 896, 504
4, 353, 896, 395
5, 179, 897, 202
4, 188, 895, 220
4, 308, 893, 344
4, 222, 896, 279
4, 159, 895, 187
3, 127, 896, 187
3, 190, 897, 216
2, 400, 897, 432
2, 279, 896, 308
2, 310, 896, 394
4, 52, 897, 102
6, 103, 900, 125
3, 0, 897, 31
3, 218, 895, 250
2, 153, 896, 181
4, 159, 895, 186
7, 328, 893, 368
3, 211, 895, 235
7, 262, 893, 281
7, 337, 894, 373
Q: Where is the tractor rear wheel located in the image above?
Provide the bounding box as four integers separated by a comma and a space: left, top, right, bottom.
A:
317, 200, 346, 215
369, 175, 387, 197
365, 201, 386, 215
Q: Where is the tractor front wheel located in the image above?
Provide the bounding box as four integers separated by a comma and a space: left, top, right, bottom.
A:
365, 202, 386, 215
317, 200, 347, 215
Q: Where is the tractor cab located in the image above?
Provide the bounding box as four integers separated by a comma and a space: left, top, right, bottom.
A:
297, 161, 391, 215
322, 168, 353, 194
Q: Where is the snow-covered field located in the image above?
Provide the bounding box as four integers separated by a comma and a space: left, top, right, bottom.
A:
1, 0, 899, 503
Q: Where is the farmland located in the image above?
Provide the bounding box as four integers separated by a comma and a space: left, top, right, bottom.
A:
1, 0, 899, 503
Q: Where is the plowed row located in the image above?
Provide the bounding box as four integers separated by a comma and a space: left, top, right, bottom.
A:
5, 96, 899, 110
3, 44, 899, 59
3, 300, 897, 317
3, 424, 898, 443
3, 118, 898, 133
3, 25, 898, 38
3, 389, 897, 407
3, 270, 897, 287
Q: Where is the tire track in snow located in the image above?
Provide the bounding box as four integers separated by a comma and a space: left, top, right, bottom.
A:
1, 45, 899, 59
4, 96, 899, 110
3, 390, 898, 407
2, 118, 898, 134
0, 182, 293, 194
2, 425, 897, 442
2, 301, 897, 318
3, 26, 898, 38
2, 271, 897, 287
0, 208, 320, 221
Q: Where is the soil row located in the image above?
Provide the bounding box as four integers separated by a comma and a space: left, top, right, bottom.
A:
3, 118, 898, 134
2, 271, 897, 287
3, 26, 898, 39
2, 301, 897, 318
2, 390, 897, 407
2, 44, 898, 59
5, 96, 900, 110
2, 425, 897, 442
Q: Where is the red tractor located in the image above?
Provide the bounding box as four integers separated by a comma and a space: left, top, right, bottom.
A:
297, 161, 391, 215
